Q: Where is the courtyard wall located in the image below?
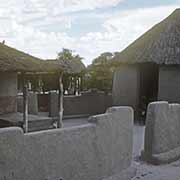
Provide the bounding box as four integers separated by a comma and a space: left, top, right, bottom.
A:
141, 101, 180, 164
17, 92, 38, 115
49, 92, 112, 117
0, 72, 17, 114
0, 106, 135, 180
18, 92, 112, 117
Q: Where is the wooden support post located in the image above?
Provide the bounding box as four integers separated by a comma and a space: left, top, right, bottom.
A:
72, 76, 75, 95
74, 76, 77, 95
22, 73, 28, 133
77, 77, 80, 95
80, 75, 83, 92
57, 73, 63, 128
69, 76, 73, 94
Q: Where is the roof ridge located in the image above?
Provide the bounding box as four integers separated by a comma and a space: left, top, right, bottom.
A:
113, 9, 180, 65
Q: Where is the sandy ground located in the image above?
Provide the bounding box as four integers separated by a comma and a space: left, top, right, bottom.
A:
132, 125, 180, 180
132, 160, 180, 180
63, 117, 89, 128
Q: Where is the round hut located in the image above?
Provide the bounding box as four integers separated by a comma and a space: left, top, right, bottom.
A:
0, 43, 63, 132
112, 9, 180, 118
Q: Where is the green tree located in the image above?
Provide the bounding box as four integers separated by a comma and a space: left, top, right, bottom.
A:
57, 48, 74, 61
57, 48, 85, 94
85, 52, 115, 92
57, 48, 84, 66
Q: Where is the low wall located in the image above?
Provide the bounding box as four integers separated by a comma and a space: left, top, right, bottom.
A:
17, 92, 38, 115
49, 92, 112, 117
0, 107, 135, 180
17, 92, 112, 117
141, 101, 180, 164
0, 72, 17, 114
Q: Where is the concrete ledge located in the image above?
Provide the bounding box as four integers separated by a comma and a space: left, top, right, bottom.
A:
141, 146, 180, 165
103, 166, 136, 180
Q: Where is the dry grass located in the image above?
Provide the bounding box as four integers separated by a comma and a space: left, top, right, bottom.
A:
113, 9, 180, 65
0, 43, 62, 73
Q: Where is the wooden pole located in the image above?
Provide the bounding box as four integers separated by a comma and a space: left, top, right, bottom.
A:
80, 75, 83, 92
74, 76, 77, 95
22, 73, 28, 133
77, 77, 80, 95
57, 73, 63, 128
69, 76, 72, 94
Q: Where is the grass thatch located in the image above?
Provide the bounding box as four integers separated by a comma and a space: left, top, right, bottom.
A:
113, 9, 180, 65
0, 43, 62, 73
46, 58, 86, 74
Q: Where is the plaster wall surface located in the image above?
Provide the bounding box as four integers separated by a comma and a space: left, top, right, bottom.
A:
158, 66, 180, 103
0, 72, 17, 114
0, 106, 135, 180
49, 92, 112, 117
17, 92, 38, 115
142, 101, 180, 164
112, 66, 139, 110
17, 92, 112, 117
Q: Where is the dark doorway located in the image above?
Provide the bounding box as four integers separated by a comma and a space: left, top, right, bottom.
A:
138, 63, 159, 121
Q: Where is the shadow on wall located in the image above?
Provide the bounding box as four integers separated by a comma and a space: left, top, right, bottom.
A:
0, 106, 136, 180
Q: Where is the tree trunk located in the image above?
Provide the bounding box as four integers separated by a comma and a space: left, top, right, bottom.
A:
57, 73, 63, 128
22, 73, 28, 133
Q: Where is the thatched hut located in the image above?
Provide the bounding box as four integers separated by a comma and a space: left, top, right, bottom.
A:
0, 43, 63, 132
112, 9, 180, 116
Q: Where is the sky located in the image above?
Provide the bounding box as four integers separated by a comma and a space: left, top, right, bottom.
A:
0, 0, 180, 65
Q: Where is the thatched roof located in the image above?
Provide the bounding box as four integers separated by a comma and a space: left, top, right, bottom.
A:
0, 43, 62, 73
113, 9, 180, 65
46, 58, 86, 74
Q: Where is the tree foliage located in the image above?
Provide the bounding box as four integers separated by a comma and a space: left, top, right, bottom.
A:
57, 48, 83, 62
57, 48, 74, 61
85, 52, 115, 92
57, 48, 84, 94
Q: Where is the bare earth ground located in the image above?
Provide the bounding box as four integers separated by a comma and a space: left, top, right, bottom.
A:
132, 125, 180, 180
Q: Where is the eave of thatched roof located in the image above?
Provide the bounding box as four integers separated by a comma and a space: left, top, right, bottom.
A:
0, 43, 62, 73
113, 9, 180, 65
46, 58, 86, 74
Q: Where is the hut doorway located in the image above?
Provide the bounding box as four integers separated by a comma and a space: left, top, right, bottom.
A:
138, 63, 159, 120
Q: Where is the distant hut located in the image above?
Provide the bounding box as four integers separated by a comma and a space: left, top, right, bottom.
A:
0, 43, 63, 132
46, 57, 86, 95
112, 9, 180, 117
